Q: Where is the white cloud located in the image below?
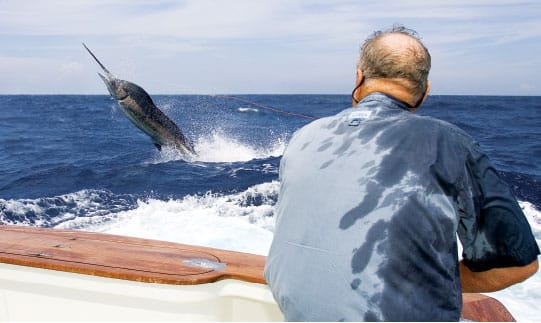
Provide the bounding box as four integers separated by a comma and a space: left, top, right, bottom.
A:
0, 55, 96, 93
60, 61, 83, 75
0, 0, 540, 94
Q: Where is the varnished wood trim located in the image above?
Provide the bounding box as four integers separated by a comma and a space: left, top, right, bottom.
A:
462, 293, 515, 322
0, 225, 266, 285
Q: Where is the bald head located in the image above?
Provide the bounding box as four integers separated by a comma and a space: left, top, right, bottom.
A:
357, 26, 431, 99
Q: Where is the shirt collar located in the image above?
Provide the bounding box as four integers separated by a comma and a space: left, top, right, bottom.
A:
356, 92, 412, 112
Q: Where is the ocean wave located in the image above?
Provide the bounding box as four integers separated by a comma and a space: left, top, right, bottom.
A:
0, 189, 137, 227
55, 181, 280, 255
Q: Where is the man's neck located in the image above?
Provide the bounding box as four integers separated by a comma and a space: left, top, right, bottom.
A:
359, 79, 418, 112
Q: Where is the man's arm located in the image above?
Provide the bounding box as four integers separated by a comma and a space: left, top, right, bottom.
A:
458, 142, 539, 287
459, 258, 539, 293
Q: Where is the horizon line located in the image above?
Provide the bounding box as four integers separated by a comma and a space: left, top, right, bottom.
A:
0, 93, 540, 97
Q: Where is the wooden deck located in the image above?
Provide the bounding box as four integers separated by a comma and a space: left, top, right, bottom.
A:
0, 225, 515, 321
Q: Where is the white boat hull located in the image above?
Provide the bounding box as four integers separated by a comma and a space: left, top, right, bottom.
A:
0, 262, 283, 321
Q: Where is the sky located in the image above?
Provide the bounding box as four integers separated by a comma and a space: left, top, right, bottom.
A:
0, 0, 540, 95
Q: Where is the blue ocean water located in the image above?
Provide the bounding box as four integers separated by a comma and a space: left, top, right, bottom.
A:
0, 94, 540, 320
1, 95, 539, 221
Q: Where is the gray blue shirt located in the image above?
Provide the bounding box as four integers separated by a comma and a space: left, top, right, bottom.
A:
264, 93, 539, 321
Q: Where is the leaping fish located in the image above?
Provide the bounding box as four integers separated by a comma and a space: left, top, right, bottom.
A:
83, 43, 196, 157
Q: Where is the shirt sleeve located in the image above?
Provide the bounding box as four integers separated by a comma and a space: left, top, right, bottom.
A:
457, 142, 539, 272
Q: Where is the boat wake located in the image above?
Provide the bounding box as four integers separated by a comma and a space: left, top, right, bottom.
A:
47, 181, 280, 255
0, 189, 137, 227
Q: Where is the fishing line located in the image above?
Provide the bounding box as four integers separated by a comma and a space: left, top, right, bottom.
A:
209, 94, 317, 120
148, 80, 317, 120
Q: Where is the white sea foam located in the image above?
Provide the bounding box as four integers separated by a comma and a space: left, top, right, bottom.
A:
237, 107, 259, 113
147, 129, 286, 164
519, 201, 541, 236
194, 130, 286, 163
57, 181, 280, 255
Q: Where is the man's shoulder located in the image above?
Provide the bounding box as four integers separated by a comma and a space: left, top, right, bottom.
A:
410, 113, 474, 143
289, 109, 351, 137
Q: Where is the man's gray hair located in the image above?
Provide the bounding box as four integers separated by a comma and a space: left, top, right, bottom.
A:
357, 25, 431, 99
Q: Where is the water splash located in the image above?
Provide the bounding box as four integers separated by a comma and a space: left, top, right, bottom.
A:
147, 129, 287, 164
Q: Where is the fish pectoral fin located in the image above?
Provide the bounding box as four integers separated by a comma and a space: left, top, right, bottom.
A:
154, 143, 162, 151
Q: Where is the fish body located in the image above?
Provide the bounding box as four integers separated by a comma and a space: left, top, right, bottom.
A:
84, 43, 196, 156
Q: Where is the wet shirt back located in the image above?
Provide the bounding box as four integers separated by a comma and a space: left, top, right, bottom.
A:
264, 93, 539, 321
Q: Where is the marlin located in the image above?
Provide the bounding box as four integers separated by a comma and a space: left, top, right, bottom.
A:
83, 43, 197, 157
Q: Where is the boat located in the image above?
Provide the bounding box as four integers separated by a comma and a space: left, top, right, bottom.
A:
0, 225, 515, 321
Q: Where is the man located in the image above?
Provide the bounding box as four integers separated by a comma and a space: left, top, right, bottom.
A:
264, 25, 539, 321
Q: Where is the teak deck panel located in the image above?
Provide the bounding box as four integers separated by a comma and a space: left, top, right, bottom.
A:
0, 225, 515, 321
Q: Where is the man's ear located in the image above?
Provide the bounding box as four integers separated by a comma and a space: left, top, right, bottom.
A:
413, 80, 431, 111
356, 69, 364, 86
